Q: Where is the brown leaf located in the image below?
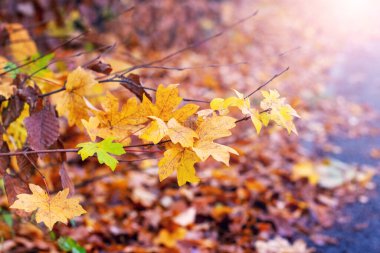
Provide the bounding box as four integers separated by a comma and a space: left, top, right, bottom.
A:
16, 85, 41, 109
24, 106, 59, 150
4, 173, 31, 206
0, 125, 3, 147
0, 142, 10, 177
2, 95, 25, 128
119, 74, 152, 101
59, 163, 75, 197
87, 61, 112, 75
16, 152, 38, 181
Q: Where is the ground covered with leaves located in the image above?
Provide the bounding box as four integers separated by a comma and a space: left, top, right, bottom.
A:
0, 0, 379, 252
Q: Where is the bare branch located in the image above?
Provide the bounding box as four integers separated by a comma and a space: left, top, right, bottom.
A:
137, 62, 248, 71
106, 10, 259, 77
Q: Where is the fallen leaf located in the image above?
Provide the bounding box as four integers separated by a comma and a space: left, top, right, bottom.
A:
10, 184, 86, 230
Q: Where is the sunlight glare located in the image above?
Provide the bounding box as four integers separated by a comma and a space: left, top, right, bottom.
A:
317, 0, 380, 38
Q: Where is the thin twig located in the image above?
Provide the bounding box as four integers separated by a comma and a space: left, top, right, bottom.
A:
38, 86, 66, 98
235, 109, 272, 123
140, 62, 248, 71
245, 67, 289, 98
28, 43, 116, 82
107, 11, 258, 77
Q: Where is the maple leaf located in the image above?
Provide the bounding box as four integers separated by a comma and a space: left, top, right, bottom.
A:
192, 115, 238, 165
138, 84, 199, 145
10, 184, 86, 230
0, 81, 14, 100
260, 89, 300, 134
167, 118, 198, 147
141, 84, 199, 122
77, 137, 126, 171
211, 90, 263, 133
55, 67, 99, 126
83, 93, 147, 145
139, 117, 198, 147
139, 116, 169, 144
158, 144, 200, 186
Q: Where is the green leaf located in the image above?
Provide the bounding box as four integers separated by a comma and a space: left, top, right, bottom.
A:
58, 236, 86, 253
3, 62, 20, 78
76, 137, 125, 170
49, 231, 56, 241
58, 236, 74, 251
72, 246, 86, 253
2, 212, 13, 227
24, 53, 55, 77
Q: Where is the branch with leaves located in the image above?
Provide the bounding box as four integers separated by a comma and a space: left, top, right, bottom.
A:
0, 17, 299, 232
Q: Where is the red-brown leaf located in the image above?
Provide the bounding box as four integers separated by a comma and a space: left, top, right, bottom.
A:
24, 106, 59, 150
120, 74, 152, 101
59, 163, 75, 197
4, 173, 31, 206
0, 142, 9, 177
16, 152, 38, 181
87, 61, 112, 75
2, 95, 25, 128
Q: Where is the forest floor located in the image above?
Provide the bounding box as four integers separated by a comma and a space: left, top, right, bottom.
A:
1, 1, 380, 252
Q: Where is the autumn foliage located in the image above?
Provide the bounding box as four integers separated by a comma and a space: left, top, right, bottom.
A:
0, 18, 300, 233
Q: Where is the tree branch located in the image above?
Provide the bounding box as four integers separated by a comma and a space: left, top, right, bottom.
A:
0, 147, 161, 157
107, 11, 259, 77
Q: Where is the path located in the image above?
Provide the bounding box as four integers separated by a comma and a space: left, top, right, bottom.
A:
315, 40, 380, 253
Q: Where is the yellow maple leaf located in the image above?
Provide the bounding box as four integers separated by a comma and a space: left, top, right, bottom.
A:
141, 84, 199, 122
158, 144, 200, 186
167, 118, 198, 147
54, 67, 99, 126
138, 84, 199, 145
139, 117, 198, 147
10, 184, 86, 230
210, 91, 246, 116
260, 89, 300, 134
0, 83, 14, 99
192, 115, 238, 165
139, 116, 169, 144
83, 93, 147, 144
210, 89, 263, 133
5, 23, 38, 62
